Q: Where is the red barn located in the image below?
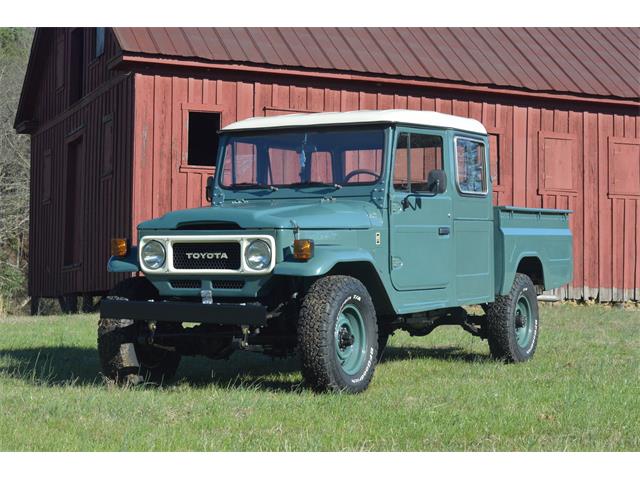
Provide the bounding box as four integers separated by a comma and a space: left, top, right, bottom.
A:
14, 27, 640, 311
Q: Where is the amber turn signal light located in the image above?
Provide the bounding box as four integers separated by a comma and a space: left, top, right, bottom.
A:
293, 239, 314, 261
111, 238, 128, 257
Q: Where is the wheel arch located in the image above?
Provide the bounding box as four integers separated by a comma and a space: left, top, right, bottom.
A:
516, 256, 545, 293
327, 261, 395, 317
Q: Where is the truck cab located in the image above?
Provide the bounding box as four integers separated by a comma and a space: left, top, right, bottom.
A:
101, 109, 573, 392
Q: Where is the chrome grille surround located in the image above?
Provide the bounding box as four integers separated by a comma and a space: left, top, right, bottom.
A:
139, 234, 276, 276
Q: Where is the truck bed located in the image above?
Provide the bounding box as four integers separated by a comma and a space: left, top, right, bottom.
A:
493, 206, 573, 296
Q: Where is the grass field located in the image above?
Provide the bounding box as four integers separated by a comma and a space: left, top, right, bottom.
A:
0, 303, 638, 451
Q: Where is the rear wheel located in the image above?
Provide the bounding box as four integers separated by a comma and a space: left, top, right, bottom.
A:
97, 277, 181, 385
298, 275, 378, 393
485, 273, 539, 362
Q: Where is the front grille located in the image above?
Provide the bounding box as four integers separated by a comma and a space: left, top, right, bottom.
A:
170, 279, 201, 289
211, 280, 245, 289
172, 242, 241, 270
176, 222, 241, 230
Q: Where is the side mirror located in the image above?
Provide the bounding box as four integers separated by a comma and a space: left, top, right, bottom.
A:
427, 169, 447, 194
205, 176, 214, 203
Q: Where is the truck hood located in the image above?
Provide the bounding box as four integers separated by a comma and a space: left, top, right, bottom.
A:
138, 199, 382, 230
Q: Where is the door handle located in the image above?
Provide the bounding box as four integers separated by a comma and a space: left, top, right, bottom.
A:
438, 227, 450, 236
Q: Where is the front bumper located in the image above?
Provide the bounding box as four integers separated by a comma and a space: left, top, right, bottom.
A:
100, 299, 267, 326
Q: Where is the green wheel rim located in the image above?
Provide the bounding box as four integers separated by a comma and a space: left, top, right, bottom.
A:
515, 294, 535, 348
334, 303, 367, 375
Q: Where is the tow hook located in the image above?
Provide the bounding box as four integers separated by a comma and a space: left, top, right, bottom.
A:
231, 325, 263, 352
231, 325, 251, 350
141, 320, 176, 351
241, 325, 250, 348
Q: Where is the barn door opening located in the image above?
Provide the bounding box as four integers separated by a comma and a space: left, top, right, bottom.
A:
63, 136, 83, 267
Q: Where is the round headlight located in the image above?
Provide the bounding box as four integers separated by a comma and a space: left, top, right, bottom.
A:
245, 239, 271, 270
141, 240, 166, 270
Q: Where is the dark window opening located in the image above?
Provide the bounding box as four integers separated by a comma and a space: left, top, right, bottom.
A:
94, 27, 105, 58
42, 150, 52, 204
102, 117, 113, 177
64, 138, 83, 266
187, 112, 220, 167
55, 30, 65, 90
69, 28, 85, 104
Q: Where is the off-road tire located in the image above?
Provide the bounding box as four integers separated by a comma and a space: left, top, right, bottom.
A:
298, 275, 378, 393
97, 277, 181, 385
485, 273, 539, 362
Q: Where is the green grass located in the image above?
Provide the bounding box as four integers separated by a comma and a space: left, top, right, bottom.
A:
0, 303, 638, 451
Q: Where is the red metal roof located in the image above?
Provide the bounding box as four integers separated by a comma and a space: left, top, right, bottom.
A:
112, 27, 640, 100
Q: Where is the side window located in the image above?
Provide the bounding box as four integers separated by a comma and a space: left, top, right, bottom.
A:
394, 132, 443, 192
455, 138, 487, 194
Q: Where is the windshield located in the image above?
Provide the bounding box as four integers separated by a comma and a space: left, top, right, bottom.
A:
218, 127, 385, 190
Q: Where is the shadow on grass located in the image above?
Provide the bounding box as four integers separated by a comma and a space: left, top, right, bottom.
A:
0, 343, 490, 391
0, 346, 103, 387
380, 345, 491, 364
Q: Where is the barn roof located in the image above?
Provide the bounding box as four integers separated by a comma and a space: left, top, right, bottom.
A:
112, 27, 640, 100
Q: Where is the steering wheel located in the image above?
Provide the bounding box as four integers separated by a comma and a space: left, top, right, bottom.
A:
342, 169, 381, 183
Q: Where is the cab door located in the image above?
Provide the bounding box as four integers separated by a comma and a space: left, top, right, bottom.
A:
389, 128, 453, 293
451, 135, 494, 304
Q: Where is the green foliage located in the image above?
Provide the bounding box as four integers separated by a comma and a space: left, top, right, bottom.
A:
0, 28, 33, 57
0, 303, 638, 451
0, 27, 33, 312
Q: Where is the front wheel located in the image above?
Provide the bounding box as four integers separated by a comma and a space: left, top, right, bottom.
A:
298, 276, 379, 393
97, 277, 181, 385
485, 273, 540, 362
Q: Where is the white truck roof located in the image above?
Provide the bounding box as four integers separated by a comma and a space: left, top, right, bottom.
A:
221, 109, 487, 135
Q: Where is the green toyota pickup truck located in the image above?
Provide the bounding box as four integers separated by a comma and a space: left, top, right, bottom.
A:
101, 109, 573, 393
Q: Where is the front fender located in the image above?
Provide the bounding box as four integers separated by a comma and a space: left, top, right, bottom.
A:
107, 246, 140, 273
273, 246, 375, 277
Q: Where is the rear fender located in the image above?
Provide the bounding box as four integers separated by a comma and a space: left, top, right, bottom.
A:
500, 252, 546, 295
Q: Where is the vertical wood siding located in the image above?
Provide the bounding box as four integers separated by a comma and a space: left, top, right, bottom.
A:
28, 74, 134, 297
32, 28, 122, 126
132, 72, 639, 302
27, 28, 132, 298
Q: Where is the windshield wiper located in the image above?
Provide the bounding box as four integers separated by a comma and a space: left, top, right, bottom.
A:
288, 181, 342, 189
231, 183, 279, 191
